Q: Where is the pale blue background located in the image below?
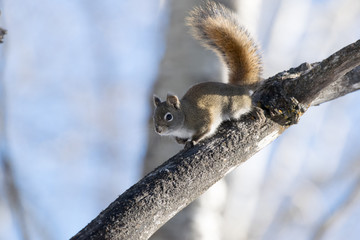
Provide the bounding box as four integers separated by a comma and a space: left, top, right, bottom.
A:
0, 0, 359, 239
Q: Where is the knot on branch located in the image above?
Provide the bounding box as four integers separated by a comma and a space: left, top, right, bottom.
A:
256, 82, 306, 126
253, 63, 311, 126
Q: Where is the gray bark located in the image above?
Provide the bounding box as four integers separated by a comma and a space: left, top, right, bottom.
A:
71, 39, 360, 240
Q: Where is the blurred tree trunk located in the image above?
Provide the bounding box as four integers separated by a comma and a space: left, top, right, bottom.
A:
0, 21, 30, 240
144, 1, 237, 239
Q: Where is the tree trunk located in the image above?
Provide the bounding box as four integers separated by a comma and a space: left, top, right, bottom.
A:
144, 1, 237, 240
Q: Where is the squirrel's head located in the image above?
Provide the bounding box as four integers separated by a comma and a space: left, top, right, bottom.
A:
153, 94, 184, 136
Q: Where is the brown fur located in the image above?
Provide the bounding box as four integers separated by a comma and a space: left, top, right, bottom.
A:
186, 1, 262, 86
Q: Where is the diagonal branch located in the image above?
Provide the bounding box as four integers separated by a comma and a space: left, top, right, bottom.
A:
71, 39, 360, 240
289, 40, 360, 106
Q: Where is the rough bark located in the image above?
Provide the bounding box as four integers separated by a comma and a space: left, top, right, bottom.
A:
71, 39, 360, 240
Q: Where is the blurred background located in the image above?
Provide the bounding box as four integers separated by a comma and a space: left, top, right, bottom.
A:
0, 0, 359, 239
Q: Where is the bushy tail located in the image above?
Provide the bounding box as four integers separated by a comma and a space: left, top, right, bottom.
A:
186, 1, 262, 86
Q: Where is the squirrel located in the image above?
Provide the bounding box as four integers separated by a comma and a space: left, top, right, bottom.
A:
153, 1, 262, 146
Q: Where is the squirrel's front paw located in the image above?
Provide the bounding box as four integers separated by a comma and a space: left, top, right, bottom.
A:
184, 141, 195, 150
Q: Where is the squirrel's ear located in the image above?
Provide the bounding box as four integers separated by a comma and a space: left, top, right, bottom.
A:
166, 94, 180, 109
153, 95, 161, 107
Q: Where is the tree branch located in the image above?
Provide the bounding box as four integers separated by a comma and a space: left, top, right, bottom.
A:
71, 39, 360, 240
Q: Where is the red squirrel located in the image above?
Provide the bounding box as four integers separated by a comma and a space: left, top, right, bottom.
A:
153, 1, 262, 146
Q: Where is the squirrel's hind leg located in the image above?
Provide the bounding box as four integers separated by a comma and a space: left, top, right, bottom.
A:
190, 123, 213, 145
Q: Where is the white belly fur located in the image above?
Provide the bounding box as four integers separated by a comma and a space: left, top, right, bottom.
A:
171, 127, 195, 139
206, 105, 252, 138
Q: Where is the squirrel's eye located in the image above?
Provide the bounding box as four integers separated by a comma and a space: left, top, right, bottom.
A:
164, 112, 173, 122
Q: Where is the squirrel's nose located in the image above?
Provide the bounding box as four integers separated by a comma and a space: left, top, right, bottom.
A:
155, 125, 162, 133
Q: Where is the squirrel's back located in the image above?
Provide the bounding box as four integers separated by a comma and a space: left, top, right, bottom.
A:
186, 1, 262, 86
